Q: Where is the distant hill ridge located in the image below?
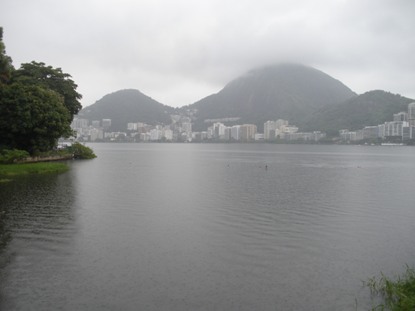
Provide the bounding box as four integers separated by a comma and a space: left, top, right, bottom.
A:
188, 63, 356, 131
78, 89, 175, 131
303, 90, 414, 135
77, 64, 413, 134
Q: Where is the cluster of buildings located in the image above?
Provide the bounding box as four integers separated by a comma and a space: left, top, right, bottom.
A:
339, 102, 415, 142
71, 116, 193, 142
71, 102, 415, 144
71, 115, 326, 143
263, 119, 326, 142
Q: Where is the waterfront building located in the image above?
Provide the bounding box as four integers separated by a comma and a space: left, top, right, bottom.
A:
362, 126, 379, 139
231, 125, 241, 141
276, 119, 289, 128
255, 133, 265, 141
393, 112, 408, 122
313, 131, 326, 141
182, 122, 192, 137
127, 123, 137, 131
240, 124, 257, 142
280, 126, 299, 139
378, 124, 386, 139
163, 129, 173, 141
409, 102, 415, 139
403, 126, 411, 141
224, 127, 232, 141
384, 121, 409, 139
71, 117, 89, 129
339, 130, 359, 142
90, 128, 104, 141
212, 122, 226, 139
264, 120, 276, 140
356, 130, 364, 141
150, 128, 162, 141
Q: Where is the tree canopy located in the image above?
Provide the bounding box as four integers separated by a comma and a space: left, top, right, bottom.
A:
0, 27, 82, 154
0, 27, 13, 84
12, 61, 82, 118
0, 83, 71, 154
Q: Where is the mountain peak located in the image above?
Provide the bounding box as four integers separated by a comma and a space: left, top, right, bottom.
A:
78, 89, 174, 131
191, 64, 356, 131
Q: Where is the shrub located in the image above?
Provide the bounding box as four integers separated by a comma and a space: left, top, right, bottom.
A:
366, 266, 415, 311
0, 149, 29, 164
69, 142, 96, 159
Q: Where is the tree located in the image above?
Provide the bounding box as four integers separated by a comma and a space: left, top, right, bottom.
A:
12, 61, 82, 119
0, 27, 14, 84
0, 83, 72, 154
0, 28, 83, 154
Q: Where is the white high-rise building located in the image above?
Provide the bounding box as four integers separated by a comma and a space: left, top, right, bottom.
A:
264, 120, 276, 140
212, 122, 226, 139
240, 124, 257, 142
408, 102, 415, 139
231, 125, 241, 141
163, 129, 173, 141
276, 119, 289, 128
393, 112, 408, 122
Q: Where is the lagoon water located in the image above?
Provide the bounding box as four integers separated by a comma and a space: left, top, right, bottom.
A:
1, 143, 415, 310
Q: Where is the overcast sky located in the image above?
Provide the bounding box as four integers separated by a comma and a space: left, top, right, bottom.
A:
1, 0, 414, 108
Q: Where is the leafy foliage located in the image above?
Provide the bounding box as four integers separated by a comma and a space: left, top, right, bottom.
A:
12, 61, 82, 118
0, 27, 13, 84
0, 83, 72, 154
0, 149, 29, 164
366, 266, 415, 311
68, 142, 96, 159
0, 28, 83, 155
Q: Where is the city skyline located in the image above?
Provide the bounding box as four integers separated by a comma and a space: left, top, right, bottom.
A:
71, 102, 415, 143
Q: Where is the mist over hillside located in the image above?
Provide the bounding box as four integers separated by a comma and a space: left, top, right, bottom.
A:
187, 63, 356, 131
77, 64, 413, 135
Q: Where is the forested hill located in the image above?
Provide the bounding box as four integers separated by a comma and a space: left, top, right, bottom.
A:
76, 66, 413, 135
303, 90, 414, 135
78, 89, 175, 131
185, 64, 356, 131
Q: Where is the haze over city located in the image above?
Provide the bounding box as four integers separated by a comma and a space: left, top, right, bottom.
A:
1, 0, 414, 108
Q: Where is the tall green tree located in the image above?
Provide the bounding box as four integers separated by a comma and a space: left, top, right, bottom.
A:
0, 83, 72, 154
0, 27, 14, 84
0, 28, 81, 154
12, 61, 82, 119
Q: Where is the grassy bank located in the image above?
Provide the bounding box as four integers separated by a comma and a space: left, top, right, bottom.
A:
365, 266, 415, 310
0, 162, 69, 182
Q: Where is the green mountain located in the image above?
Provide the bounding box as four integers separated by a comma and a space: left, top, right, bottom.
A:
77, 65, 413, 136
186, 63, 356, 131
303, 90, 414, 135
78, 89, 175, 131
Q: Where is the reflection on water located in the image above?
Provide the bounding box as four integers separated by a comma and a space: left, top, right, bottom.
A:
0, 173, 76, 310
1, 144, 415, 310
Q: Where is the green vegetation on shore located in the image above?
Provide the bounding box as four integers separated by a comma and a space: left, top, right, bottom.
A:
68, 142, 97, 159
0, 162, 69, 181
0, 142, 96, 182
1, 28, 96, 167
365, 266, 415, 311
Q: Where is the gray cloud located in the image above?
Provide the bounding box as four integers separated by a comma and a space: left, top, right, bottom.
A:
1, 0, 414, 107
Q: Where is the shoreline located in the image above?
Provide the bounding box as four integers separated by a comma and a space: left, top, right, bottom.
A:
0, 162, 69, 182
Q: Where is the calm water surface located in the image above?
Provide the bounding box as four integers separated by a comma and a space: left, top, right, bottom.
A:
1, 143, 415, 310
